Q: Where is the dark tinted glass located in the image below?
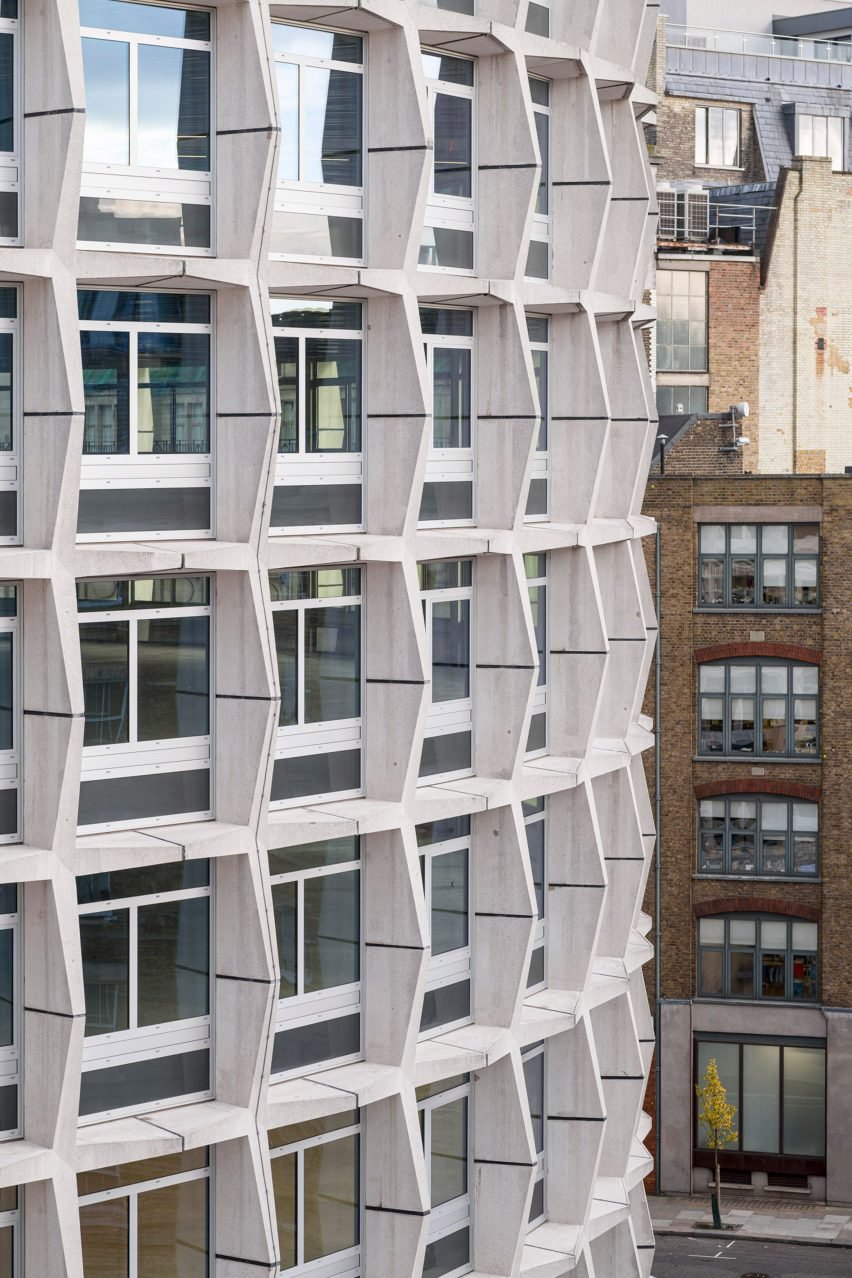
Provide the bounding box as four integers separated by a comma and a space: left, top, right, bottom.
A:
271, 749, 361, 803
525, 238, 549, 279
137, 332, 210, 454
0, 790, 15, 838
434, 94, 471, 198
269, 836, 359, 876
272, 880, 296, 999
78, 198, 211, 249
528, 1176, 545, 1221
77, 487, 211, 535
79, 1, 210, 39
420, 308, 473, 338
81, 620, 130, 746
272, 1013, 360, 1074
271, 484, 362, 529
0, 632, 10, 754
137, 616, 209, 741
0, 1084, 15, 1133
306, 338, 361, 452
526, 945, 545, 989
80, 907, 130, 1035
422, 52, 474, 86
80, 1196, 129, 1278
138, 896, 209, 1025
419, 482, 473, 523
304, 604, 360, 723
418, 560, 472, 591
418, 226, 474, 270
432, 348, 470, 449
526, 712, 546, 753
0, 928, 12, 1047
0, 494, 14, 543
415, 817, 470, 846
0, 193, 15, 239
77, 860, 208, 904
422, 1226, 470, 1278
78, 292, 210, 324
525, 478, 547, 517
419, 978, 470, 1033
271, 301, 362, 331
0, 38, 11, 164
270, 568, 360, 602
418, 731, 471, 778
304, 870, 360, 993
0, 885, 15, 913
526, 815, 545, 918
78, 1048, 209, 1116
82, 331, 130, 455
77, 768, 210, 827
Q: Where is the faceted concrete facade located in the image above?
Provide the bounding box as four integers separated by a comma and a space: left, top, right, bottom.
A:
3, 1, 658, 1275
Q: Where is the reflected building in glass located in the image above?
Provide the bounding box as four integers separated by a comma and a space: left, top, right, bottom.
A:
0, 0, 658, 1275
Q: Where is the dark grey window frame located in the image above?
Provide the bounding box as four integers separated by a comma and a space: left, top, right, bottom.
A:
697, 794, 819, 878
698, 523, 819, 609
697, 914, 818, 1003
697, 659, 819, 758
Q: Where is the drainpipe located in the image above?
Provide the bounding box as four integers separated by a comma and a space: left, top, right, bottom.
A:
791, 167, 803, 471
654, 518, 662, 1195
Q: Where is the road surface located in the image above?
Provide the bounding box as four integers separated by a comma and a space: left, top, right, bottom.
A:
653, 1233, 851, 1276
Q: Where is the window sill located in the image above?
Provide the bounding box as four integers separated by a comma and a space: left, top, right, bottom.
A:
694, 873, 821, 884
693, 996, 820, 1008
693, 164, 746, 172
693, 756, 821, 764
693, 607, 822, 615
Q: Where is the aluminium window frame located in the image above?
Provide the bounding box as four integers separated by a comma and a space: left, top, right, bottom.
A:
0, 288, 20, 546
77, 866, 213, 1125
419, 561, 474, 784
0, 8, 20, 248
697, 523, 820, 609
77, 575, 214, 834
270, 838, 364, 1082
270, 297, 365, 535
655, 267, 708, 374
523, 797, 546, 994
525, 77, 551, 281
694, 105, 741, 168
268, 1111, 363, 1278
78, 3, 215, 257
697, 659, 819, 759
522, 1040, 546, 1230
77, 288, 215, 542
418, 1075, 473, 1278
697, 794, 819, 879
77, 1152, 212, 1275
524, 553, 548, 760
0, 586, 19, 845
418, 823, 473, 1041
420, 48, 477, 276
697, 914, 819, 1004
524, 313, 549, 523
271, 20, 366, 267
0, 893, 20, 1141
270, 569, 365, 809
419, 308, 476, 529
796, 113, 844, 170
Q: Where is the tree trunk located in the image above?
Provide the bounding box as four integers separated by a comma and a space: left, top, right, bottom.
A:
711, 1154, 723, 1228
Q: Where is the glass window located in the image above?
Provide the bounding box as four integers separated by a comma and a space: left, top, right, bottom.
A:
79, 1147, 209, 1278
698, 524, 819, 608
695, 1039, 825, 1159
695, 105, 740, 167
0, 10, 19, 244
524, 555, 547, 756
698, 661, 818, 757
523, 1042, 546, 1228
655, 384, 708, 416
272, 24, 364, 262
419, 309, 475, 527
525, 315, 549, 520
0, 290, 17, 541
78, 290, 212, 539
269, 1110, 360, 1275
269, 568, 363, 807
77, 861, 210, 1120
525, 79, 550, 279
417, 819, 472, 1036
270, 298, 363, 532
79, 3, 212, 252
417, 1075, 471, 1276
700, 794, 819, 879
0, 585, 17, 843
656, 269, 707, 374
0, 886, 17, 1140
697, 915, 818, 1002
77, 576, 212, 832
797, 114, 844, 170
418, 561, 473, 781
526, 0, 550, 37
0, 1187, 19, 1277
420, 52, 475, 271
269, 836, 362, 1078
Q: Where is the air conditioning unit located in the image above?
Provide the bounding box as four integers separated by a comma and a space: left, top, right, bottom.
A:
657, 183, 709, 241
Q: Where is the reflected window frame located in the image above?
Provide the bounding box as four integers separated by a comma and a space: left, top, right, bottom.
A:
417, 819, 473, 1040
697, 914, 819, 1003
418, 559, 474, 784
0, 585, 19, 844
522, 1041, 546, 1230
697, 659, 819, 759
523, 798, 546, 994
269, 1110, 362, 1276
697, 794, 819, 879
78, 3, 214, 256
270, 297, 364, 534
524, 554, 547, 759
269, 567, 364, 808
524, 78, 551, 280
77, 288, 214, 541
655, 268, 707, 374
420, 48, 476, 275
0, 888, 20, 1140
419, 307, 475, 529
524, 313, 549, 522
271, 21, 365, 265
416, 1074, 473, 1276
0, 7, 20, 247
76, 862, 212, 1124
269, 836, 363, 1081
77, 574, 213, 834
697, 523, 820, 610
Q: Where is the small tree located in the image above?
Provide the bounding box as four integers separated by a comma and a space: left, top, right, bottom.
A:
695, 1057, 738, 1228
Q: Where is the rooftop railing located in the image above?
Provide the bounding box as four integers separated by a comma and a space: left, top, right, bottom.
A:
667, 23, 852, 64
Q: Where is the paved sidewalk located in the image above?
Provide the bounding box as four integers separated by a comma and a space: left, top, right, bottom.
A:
649, 1193, 852, 1247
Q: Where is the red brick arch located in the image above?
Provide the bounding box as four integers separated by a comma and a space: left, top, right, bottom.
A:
694, 779, 821, 802
694, 897, 820, 923
694, 643, 821, 664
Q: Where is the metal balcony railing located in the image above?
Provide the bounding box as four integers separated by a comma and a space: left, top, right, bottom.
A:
658, 193, 774, 245
667, 23, 852, 64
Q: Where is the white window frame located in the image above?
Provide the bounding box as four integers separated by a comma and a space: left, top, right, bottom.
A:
270, 298, 364, 534
0, 8, 20, 248
77, 867, 213, 1124
270, 839, 363, 1081
78, 1155, 212, 1269
522, 1041, 546, 1231
0, 586, 19, 844
796, 113, 844, 170
418, 1076, 473, 1278
525, 0, 551, 36
78, 576, 213, 834
271, 21, 365, 266
420, 310, 475, 529
78, 290, 214, 541
524, 554, 547, 759
418, 823, 473, 1040
270, 570, 364, 809
270, 1113, 362, 1278
420, 49, 476, 276
694, 105, 740, 168
523, 798, 546, 995
0, 892, 20, 1140
524, 313, 549, 522
419, 561, 474, 784
78, 4, 214, 256
525, 78, 550, 281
